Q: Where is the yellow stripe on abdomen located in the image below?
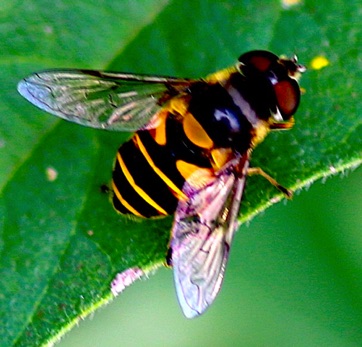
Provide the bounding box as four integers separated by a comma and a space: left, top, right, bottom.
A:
111, 180, 143, 217
116, 151, 168, 216
135, 133, 187, 201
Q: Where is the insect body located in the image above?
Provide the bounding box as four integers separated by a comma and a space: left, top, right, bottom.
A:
18, 50, 305, 318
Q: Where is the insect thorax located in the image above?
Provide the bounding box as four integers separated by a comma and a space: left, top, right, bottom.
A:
111, 82, 256, 218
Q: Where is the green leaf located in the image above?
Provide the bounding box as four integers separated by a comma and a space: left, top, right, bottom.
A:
1, 0, 361, 346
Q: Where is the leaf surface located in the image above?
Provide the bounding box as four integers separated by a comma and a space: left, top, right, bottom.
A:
0, 0, 361, 345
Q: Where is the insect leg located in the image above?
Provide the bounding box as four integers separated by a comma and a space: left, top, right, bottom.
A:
247, 167, 292, 198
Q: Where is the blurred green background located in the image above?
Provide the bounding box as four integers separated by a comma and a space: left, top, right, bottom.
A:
59, 168, 362, 347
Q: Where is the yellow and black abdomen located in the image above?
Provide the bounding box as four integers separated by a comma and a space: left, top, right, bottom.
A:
111, 81, 253, 218
111, 112, 214, 218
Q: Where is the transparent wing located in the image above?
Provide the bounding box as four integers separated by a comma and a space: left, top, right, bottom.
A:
170, 156, 249, 318
17, 69, 194, 131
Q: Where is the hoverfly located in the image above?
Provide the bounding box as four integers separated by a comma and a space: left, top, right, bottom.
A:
18, 50, 305, 318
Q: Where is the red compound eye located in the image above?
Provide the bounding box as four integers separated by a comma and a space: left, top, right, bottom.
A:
274, 79, 300, 118
248, 55, 272, 72
239, 50, 279, 72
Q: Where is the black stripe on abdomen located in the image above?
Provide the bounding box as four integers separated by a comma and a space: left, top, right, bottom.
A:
112, 138, 179, 218
137, 131, 186, 192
